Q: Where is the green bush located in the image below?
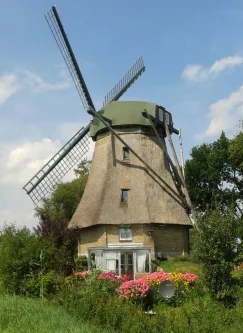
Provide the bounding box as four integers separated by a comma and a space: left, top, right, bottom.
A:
54, 276, 243, 333
20, 271, 65, 299
232, 270, 243, 287
75, 255, 88, 271
192, 210, 243, 303
0, 225, 55, 295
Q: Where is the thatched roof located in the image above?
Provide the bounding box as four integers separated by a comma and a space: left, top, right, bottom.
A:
69, 127, 191, 229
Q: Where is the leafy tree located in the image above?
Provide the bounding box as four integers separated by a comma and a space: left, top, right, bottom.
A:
191, 210, 243, 301
34, 160, 90, 275
0, 224, 54, 294
185, 131, 243, 214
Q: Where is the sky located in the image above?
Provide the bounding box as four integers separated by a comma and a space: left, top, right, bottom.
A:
1, 0, 243, 229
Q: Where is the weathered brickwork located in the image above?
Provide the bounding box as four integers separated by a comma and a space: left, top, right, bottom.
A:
79, 223, 189, 257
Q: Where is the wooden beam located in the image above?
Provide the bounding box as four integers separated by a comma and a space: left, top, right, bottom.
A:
144, 110, 184, 187
179, 128, 185, 179
165, 124, 199, 230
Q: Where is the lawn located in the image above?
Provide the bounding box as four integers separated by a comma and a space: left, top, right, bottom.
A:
156, 257, 203, 278
0, 295, 112, 333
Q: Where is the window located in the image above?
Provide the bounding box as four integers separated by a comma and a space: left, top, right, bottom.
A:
121, 189, 128, 202
164, 112, 170, 125
136, 250, 150, 273
119, 226, 132, 241
123, 147, 129, 160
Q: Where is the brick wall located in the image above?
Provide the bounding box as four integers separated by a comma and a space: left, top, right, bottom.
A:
79, 223, 189, 257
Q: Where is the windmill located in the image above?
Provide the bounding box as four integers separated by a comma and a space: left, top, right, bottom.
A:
23, 6, 145, 204
23, 6, 197, 277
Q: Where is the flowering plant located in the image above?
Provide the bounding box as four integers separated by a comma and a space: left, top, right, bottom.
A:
98, 271, 117, 283
118, 279, 149, 301
72, 270, 91, 279
141, 271, 198, 287
97, 272, 132, 284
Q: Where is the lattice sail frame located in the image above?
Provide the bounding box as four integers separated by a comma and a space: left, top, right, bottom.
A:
44, 6, 95, 110
23, 6, 146, 205
23, 126, 90, 204
103, 56, 145, 107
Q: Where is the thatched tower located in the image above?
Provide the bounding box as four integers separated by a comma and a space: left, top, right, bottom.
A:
69, 101, 191, 277
21, 7, 192, 278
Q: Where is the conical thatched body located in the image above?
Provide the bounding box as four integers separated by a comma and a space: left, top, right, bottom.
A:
69, 101, 190, 229
69, 101, 191, 276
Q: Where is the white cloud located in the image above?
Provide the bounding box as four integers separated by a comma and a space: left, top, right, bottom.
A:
20, 70, 69, 92
182, 55, 243, 82
0, 73, 20, 104
198, 85, 243, 138
0, 139, 62, 185
0, 69, 69, 106
0, 125, 96, 228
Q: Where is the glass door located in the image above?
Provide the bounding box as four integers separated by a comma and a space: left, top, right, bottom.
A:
120, 252, 134, 276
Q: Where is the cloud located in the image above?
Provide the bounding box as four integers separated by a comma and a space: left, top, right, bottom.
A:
0, 125, 96, 228
20, 70, 69, 92
182, 55, 243, 82
198, 85, 243, 138
0, 69, 69, 105
0, 131, 95, 186
0, 73, 19, 104
0, 139, 62, 185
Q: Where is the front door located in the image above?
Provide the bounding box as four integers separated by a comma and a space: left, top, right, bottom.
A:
120, 252, 133, 276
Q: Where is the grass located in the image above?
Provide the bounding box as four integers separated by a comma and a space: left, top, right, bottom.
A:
0, 295, 112, 333
156, 256, 203, 278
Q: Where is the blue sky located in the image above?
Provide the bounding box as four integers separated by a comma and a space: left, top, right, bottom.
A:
1, 0, 243, 228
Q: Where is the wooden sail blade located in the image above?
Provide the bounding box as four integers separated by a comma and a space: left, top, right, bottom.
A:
22, 125, 90, 205
103, 56, 145, 107
45, 6, 95, 111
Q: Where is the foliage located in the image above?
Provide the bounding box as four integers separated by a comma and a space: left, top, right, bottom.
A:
191, 210, 243, 302
232, 270, 243, 287
0, 224, 54, 295
185, 131, 243, 214
118, 279, 149, 304
20, 271, 65, 299
54, 272, 243, 333
0, 295, 110, 333
155, 256, 203, 278
75, 255, 88, 271
34, 159, 90, 275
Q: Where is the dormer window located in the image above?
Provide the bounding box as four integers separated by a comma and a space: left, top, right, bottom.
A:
123, 147, 129, 160
121, 189, 128, 202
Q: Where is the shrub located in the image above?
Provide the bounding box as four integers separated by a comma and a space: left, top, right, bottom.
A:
20, 271, 65, 299
118, 279, 149, 303
0, 224, 54, 295
192, 210, 243, 303
75, 255, 88, 271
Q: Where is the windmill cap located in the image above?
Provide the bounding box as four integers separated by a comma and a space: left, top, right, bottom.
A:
90, 101, 173, 140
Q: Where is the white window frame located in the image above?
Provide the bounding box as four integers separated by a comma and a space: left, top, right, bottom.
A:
119, 226, 132, 241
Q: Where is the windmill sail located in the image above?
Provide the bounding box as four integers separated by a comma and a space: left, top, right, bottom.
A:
103, 56, 145, 107
23, 125, 90, 204
23, 6, 146, 205
45, 6, 95, 110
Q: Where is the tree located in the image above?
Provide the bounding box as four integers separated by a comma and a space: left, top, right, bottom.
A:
0, 224, 54, 294
35, 159, 90, 275
191, 210, 243, 301
185, 131, 243, 214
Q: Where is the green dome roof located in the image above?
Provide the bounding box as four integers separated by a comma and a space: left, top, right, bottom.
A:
90, 101, 171, 139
